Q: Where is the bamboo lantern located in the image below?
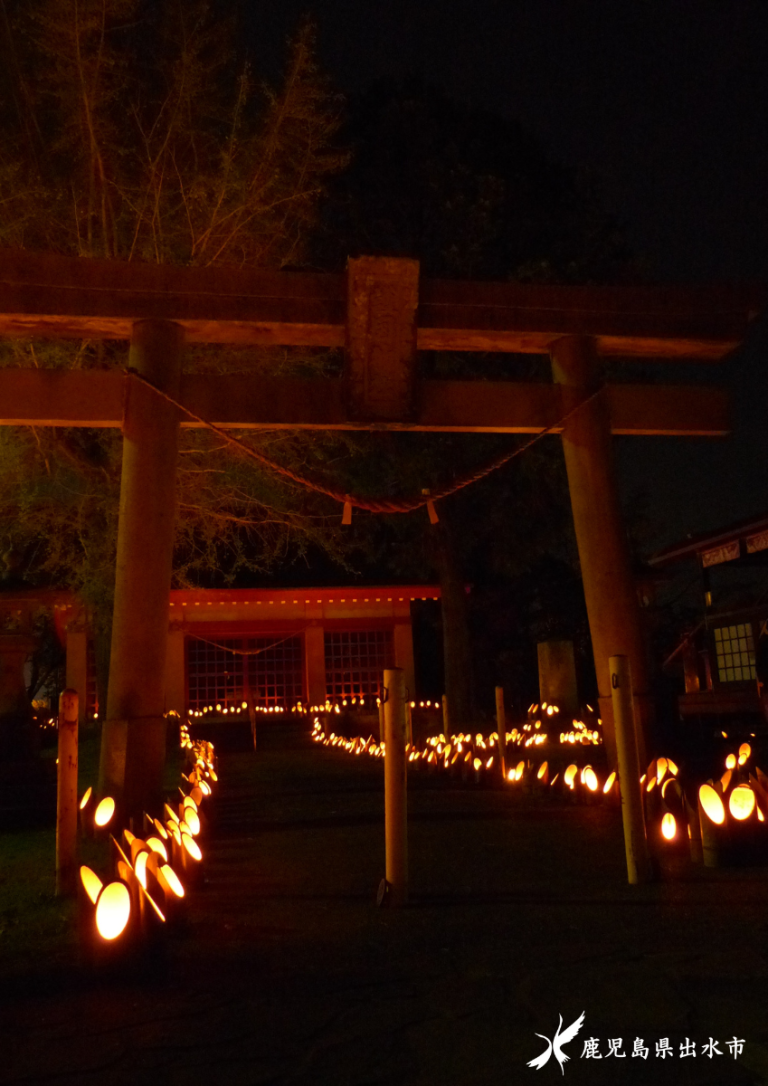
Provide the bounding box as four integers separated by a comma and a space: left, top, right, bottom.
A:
698, 783, 727, 867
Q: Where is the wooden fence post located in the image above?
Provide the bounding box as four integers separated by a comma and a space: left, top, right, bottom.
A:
609, 656, 651, 884
383, 668, 408, 906
495, 686, 507, 780
56, 688, 79, 896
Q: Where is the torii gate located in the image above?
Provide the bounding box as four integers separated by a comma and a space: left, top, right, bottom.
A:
0, 249, 757, 816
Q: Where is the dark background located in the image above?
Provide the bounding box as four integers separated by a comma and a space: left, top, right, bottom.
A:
240, 0, 768, 550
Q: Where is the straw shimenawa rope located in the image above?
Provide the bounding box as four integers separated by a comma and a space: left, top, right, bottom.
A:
125, 368, 602, 516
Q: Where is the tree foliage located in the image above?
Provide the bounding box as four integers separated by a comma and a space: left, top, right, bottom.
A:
0, 0, 352, 632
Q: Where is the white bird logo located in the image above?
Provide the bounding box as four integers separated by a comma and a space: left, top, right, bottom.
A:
527, 1012, 585, 1074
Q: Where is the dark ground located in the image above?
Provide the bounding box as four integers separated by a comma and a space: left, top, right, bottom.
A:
2, 723, 768, 1086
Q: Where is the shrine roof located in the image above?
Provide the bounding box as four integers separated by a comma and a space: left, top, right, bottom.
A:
169, 585, 441, 607
648, 511, 768, 567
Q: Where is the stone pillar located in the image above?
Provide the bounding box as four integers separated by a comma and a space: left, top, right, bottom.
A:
550, 335, 651, 766
164, 624, 186, 718
537, 640, 579, 719
65, 624, 88, 728
0, 631, 37, 760
393, 622, 416, 701
304, 624, 327, 707
99, 320, 183, 818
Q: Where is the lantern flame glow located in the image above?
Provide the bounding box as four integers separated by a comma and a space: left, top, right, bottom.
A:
159, 863, 185, 898
699, 784, 726, 825
94, 796, 115, 827
584, 767, 598, 792
95, 881, 131, 940
80, 865, 103, 905
729, 785, 756, 821
146, 837, 168, 862
181, 832, 202, 861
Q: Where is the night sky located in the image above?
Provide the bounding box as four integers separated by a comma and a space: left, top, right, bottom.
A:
243, 0, 768, 550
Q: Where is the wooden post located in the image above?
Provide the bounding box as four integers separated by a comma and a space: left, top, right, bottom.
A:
609, 656, 650, 885
64, 623, 88, 728
56, 689, 79, 896
304, 624, 327, 709
495, 686, 507, 780
442, 693, 450, 736
383, 668, 408, 906
551, 336, 652, 767
99, 320, 183, 819
377, 696, 385, 744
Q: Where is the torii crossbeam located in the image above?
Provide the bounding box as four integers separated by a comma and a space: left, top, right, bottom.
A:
0, 249, 760, 813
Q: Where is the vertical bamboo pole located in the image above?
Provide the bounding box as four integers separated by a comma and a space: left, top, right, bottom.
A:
495, 686, 507, 780
56, 689, 79, 896
609, 655, 650, 884
384, 668, 408, 906
99, 319, 183, 820
377, 697, 385, 744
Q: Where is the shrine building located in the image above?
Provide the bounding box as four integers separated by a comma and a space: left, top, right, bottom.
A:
57, 584, 438, 726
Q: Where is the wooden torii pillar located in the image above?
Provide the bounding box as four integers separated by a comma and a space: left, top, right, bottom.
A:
551, 335, 651, 765
0, 248, 758, 802
99, 320, 183, 816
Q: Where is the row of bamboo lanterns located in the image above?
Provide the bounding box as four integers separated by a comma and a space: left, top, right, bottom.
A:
312, 713, 768, 868
76, 721, 218, 957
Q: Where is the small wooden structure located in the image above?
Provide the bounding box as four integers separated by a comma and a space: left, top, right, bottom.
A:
0, 248, 760, 812
651, 512, 768, 723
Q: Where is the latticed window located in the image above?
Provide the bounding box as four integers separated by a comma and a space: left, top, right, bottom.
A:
186, 636, 304, 710
714, 623, 756, 683
324, 629, 393, 698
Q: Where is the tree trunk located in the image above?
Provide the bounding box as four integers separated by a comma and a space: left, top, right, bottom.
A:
430, 518, 474, 729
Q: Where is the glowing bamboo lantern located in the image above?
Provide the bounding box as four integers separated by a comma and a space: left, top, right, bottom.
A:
602, 770, 619, 806
79, 786, 94, 837
698, 783, 727, 867
93, 795, 116, 840
729, 785, 756, 821
661, 812, 677, 841
583, 766, 598, 792
95, 881, 132, 941
78, 865, 133, 961
146, 836, 168, 863
179, 829, 204, 888
112, 837, 166, 947
684, 786, 704, 864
